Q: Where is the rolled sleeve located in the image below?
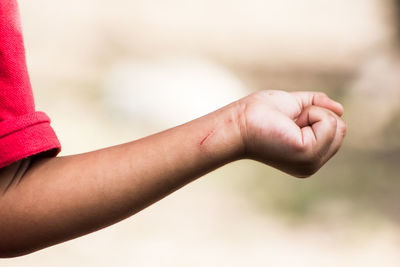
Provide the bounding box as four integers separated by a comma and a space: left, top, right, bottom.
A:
0, 0, 61, 168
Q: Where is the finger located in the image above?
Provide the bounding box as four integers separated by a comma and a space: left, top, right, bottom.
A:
322, 117, 347, 164
292, 91, 344, 117
296, 106, 338, 155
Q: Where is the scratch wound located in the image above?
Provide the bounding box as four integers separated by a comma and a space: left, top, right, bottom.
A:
200, 130, 215, 146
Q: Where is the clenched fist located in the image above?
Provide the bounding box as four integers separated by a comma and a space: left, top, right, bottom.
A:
236, 90, 346, 178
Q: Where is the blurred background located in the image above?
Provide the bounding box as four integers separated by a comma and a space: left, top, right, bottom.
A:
3, 0, 400, 266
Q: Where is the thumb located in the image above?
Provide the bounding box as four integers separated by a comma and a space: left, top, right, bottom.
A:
292, 91, 344, 117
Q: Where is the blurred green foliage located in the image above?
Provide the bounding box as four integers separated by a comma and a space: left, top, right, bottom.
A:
241, 146, 400, 223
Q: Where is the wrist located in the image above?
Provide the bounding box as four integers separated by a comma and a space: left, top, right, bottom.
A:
199, 101, 246, 163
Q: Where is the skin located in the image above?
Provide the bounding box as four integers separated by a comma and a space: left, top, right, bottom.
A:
0, 90, 346, 258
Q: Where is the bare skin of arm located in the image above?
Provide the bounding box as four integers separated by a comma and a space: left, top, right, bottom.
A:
0, 90, 346, 258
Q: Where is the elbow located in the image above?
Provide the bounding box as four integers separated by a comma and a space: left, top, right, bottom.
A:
0, 252, 29, 259
0, 243, 40, 258
0, 251, 30, 259
0, 216, 45, 258
0, 224, 49, 258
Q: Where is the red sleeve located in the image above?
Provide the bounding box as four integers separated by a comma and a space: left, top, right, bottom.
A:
0, 0, 61, 168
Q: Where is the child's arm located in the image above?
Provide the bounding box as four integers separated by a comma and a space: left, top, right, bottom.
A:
0, 90, 346, 258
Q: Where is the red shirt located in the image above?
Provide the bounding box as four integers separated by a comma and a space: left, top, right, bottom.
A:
0, 0, 60, 168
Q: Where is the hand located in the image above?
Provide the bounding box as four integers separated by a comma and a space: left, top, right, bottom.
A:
237, 90, 346, 178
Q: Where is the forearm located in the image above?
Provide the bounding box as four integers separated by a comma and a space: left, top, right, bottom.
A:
0, 90, 346, 258
0, 102, 243, 257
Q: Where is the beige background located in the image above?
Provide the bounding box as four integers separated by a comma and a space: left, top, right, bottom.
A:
3, 0, 400, 266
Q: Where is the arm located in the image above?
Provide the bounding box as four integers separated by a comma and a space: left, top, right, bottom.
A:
0, 90, 346, 258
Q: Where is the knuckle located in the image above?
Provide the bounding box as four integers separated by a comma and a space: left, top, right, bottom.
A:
262, 90, 278, 97
326, 113, 337, 126
338, 119, 347, 137
313, 92, 327, 103
292, 140, 309, 153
